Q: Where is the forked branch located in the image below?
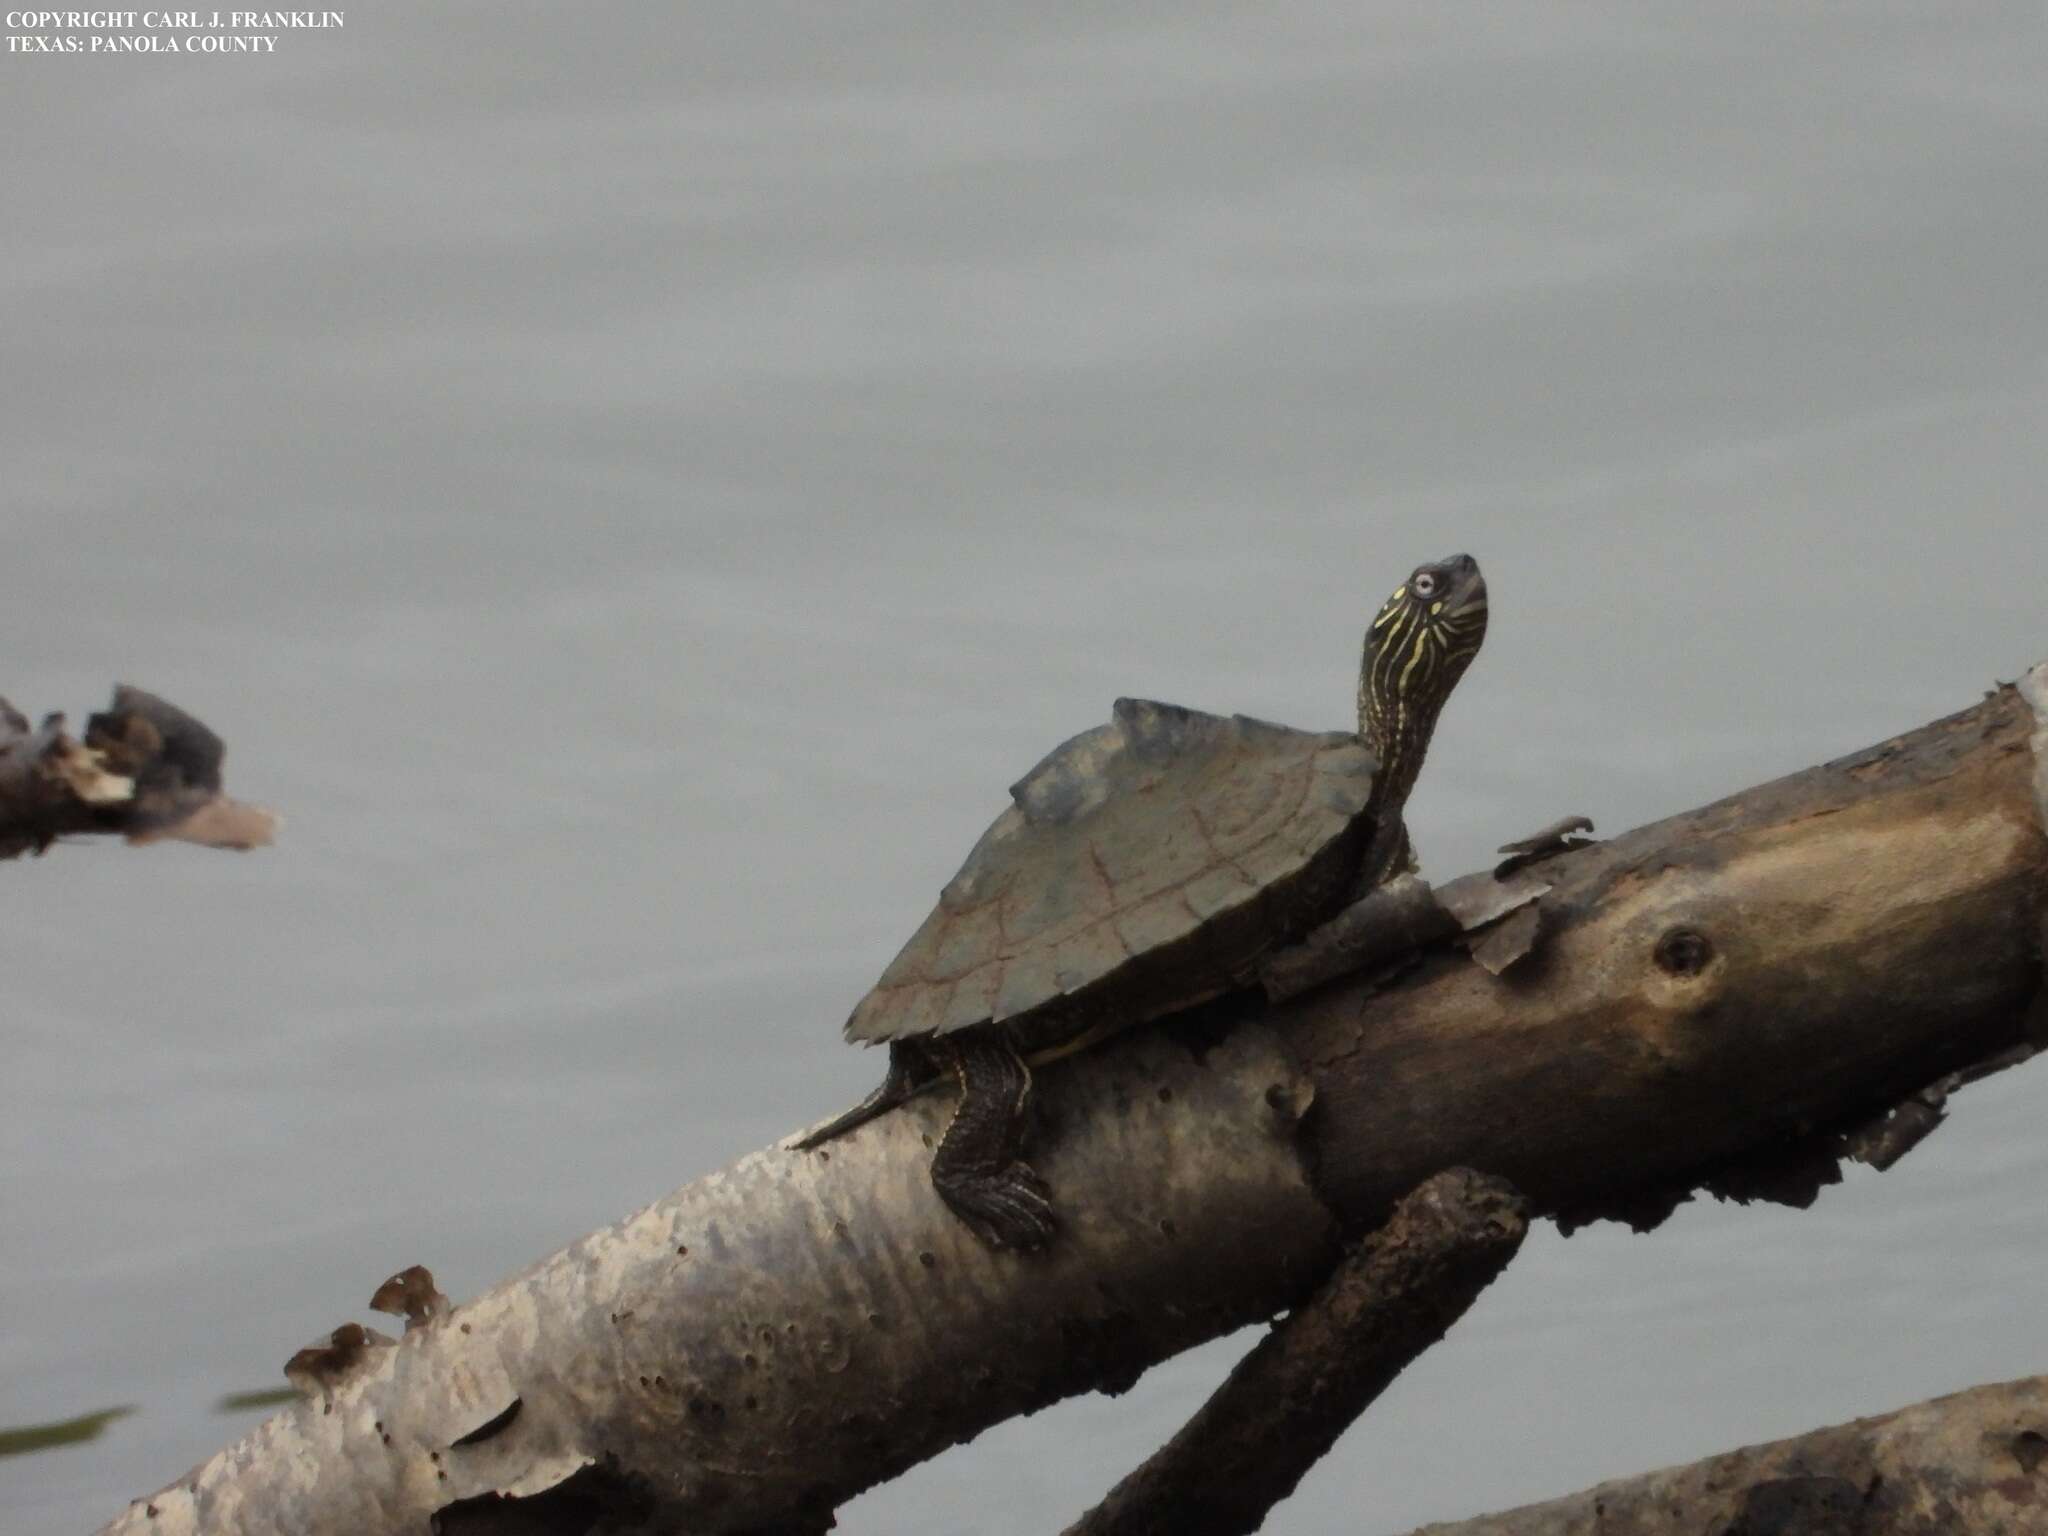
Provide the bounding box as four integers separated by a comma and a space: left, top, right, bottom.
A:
97, 665, 2048, 1535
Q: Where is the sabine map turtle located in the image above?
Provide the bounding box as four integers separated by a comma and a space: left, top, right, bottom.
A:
797, 554, 1489, 1249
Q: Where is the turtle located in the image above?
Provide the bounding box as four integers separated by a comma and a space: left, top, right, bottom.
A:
795, 553, 1489, 1249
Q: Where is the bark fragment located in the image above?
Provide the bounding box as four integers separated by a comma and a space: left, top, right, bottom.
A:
283, 1326, 396, 1402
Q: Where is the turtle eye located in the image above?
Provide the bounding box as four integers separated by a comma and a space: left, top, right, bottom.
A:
1410, 570, 1437, 598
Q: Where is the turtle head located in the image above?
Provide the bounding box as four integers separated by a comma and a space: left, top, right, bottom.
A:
1357, 553, 1487, 813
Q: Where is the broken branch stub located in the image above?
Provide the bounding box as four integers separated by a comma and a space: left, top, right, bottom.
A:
0, 685, 276, 857
369, 1265, 450, 1333
1258, 866, 1553, 1005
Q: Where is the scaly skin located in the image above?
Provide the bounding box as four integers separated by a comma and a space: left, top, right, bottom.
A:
1357, 552, 1489, 884
798, 554, 1490, 1251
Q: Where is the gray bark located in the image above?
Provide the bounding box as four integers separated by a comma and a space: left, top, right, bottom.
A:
1404, 1373, 2048, 1535
1299, 665, 2048, 1237
97, 665, 2048, 1536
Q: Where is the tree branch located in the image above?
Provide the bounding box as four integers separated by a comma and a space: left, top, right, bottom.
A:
97, 665, 2048, 1536
1402, 1373, 2048, 1535
0, 685, 275, 857
1066, 1169, 1529, 1536
1300, 665, 2048, 1237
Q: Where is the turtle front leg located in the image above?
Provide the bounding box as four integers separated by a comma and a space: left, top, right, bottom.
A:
928, 1034, 1056, 1251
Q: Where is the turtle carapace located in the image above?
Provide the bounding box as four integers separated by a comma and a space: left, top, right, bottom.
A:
796, 554, 1489, 1249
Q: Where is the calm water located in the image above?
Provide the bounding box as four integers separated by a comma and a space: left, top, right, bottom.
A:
6, 7, 2048, 1532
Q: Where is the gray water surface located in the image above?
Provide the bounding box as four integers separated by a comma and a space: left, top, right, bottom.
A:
5, 7, 2048, 1533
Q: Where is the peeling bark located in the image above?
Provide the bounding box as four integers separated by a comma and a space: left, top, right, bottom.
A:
96, 666, 2048, 1536
1066, 1169, 1529, 1536
1403, 1373, 2048, 1535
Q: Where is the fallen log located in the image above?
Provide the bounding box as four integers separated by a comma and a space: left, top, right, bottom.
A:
98, 665, 2048, 1535
1403, 1372, 2048, 1535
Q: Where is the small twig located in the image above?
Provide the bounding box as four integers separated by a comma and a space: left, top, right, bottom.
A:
1064, 1169, 1529, 1536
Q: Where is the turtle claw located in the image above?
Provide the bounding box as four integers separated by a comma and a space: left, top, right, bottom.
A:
938, 1160, 1057, 1252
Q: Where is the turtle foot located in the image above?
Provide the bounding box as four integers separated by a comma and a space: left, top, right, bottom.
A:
926, 1034, 1054, 1250
935, 1159, 1057, 1251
